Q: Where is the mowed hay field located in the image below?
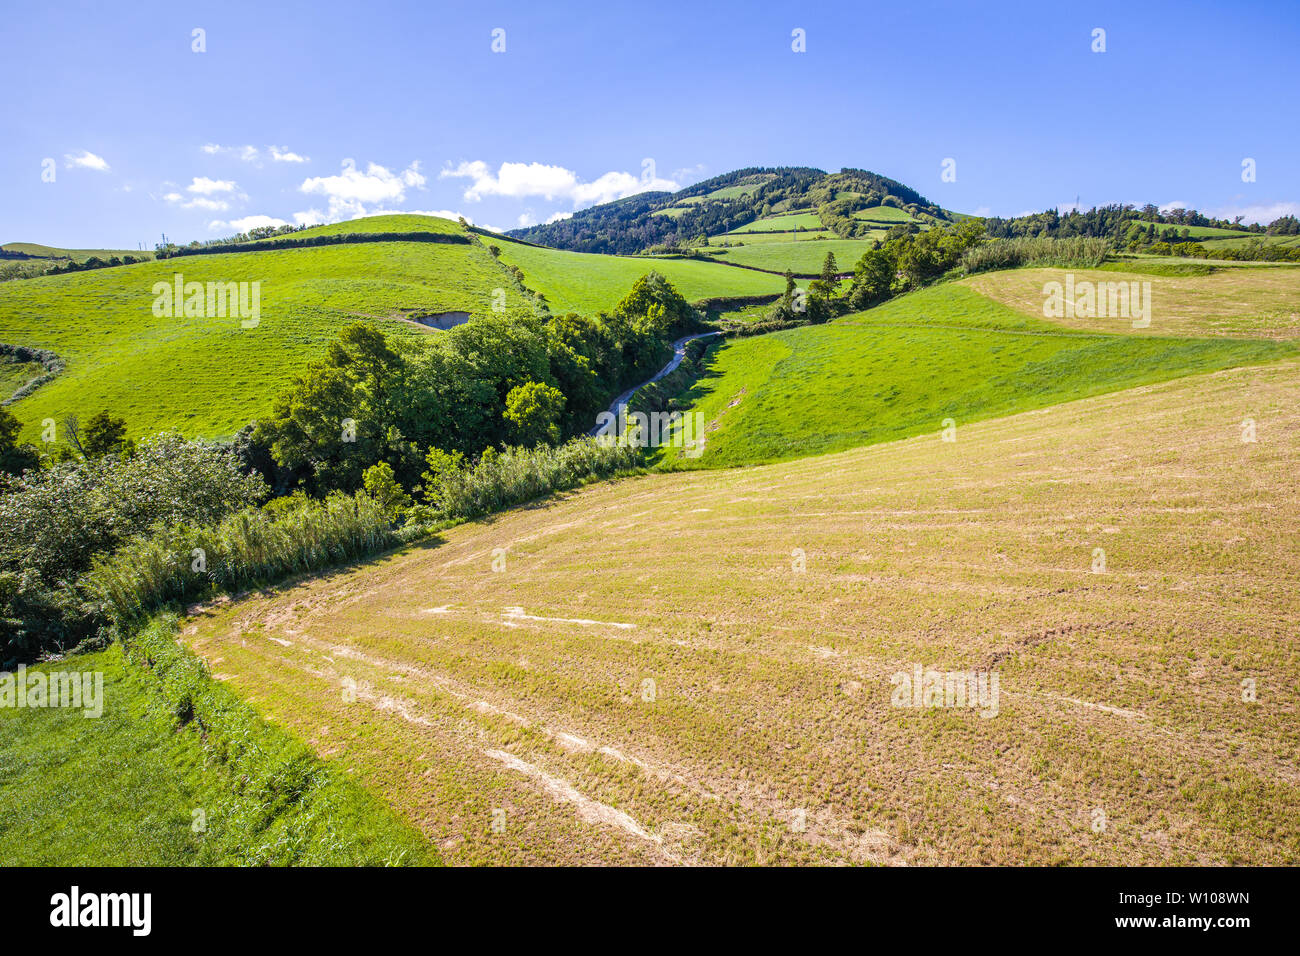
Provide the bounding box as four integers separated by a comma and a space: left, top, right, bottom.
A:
962, 264, 1300, 339
661, 283, 1293, 468
491, 239, 785, 314
186, 360, 1300, 865
0, 234, 527, 441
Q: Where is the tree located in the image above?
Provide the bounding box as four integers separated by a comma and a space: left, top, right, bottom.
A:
612, 272, 698, 338
810, 251, 841, 299
82, 410, 132, 458
0, 407, 38, 477
255, 322, 410, 493
849, 247, 896, 308
362, 462, 412, 522
504, 381, 566, 445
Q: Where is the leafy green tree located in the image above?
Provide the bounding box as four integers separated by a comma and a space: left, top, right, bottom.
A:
0, 407, 38, 477
256, 322, 410, 492
613, 272, 698, 338
849, 247, 896, 307
504, 381, 566, 445
362, 462, 412, 522
0, 432, 266, 589
82, 410, 132, 458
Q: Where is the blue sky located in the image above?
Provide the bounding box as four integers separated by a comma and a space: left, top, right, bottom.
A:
3, 0, 1298, 248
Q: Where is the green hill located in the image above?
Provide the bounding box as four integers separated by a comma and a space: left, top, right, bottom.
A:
0, 217, 531, 441
655, 282, 1296, 468
508, 166, 951, 254
490, 236, 785, 314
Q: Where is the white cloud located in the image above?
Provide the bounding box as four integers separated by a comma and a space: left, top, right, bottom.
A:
299, 159, 426, 219
546, 210, 572, 224
971, 206, 992, 218
161, 177, 244, 212
292, 208, 327, 227
1209, 200, 1300, 226
202, 144, 260, 162
301, 160, 426, 202
208, 214, 290, 232
440, 160, 678, 208
188, 176, 238, 195
270, 145, 309, 163
1159, 200, 1189, 214
185, 197, 231, 212
516, 211, 537, 228
65, 150, 110, 172
672, 163, 708, 183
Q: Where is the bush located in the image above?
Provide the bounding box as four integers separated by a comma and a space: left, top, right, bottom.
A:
83, 491, 399, 627
0, 432, 266, 588
961, 236, 1110, 274
422, 437, 641, 521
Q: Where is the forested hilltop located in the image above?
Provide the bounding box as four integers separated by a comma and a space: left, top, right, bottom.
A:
508, 167, 953, 254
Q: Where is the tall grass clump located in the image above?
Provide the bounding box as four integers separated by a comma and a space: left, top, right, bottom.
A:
85, 492, 399, 626
961, 236, 1111, 274
426, 436, 641, 521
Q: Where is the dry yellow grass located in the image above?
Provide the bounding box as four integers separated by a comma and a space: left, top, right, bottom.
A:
961, 266, 1300, 339
186, 361, 1300, 865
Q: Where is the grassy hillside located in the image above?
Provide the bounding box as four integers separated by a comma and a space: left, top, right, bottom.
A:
707, 229, 840, 244
727, 212, 824, 234
0, 243, 155, 282
181, 360, 1300, 864
962, 265, 1300, 339
657, 282, 1296, 468
1, 242, 154, 261
0, 638, 436, 866
258, 213, 462, 241
703, 238, 872, 274
491, 238, 785, 314
0, 225, 529, 441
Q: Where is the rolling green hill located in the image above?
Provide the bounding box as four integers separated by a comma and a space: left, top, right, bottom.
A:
702, 238, 873, 275
655, 282, 1296, 468
509, 166, 950, 253
0, 219, 531, 441
0, 242, 155, 281
490, 237, 785, 314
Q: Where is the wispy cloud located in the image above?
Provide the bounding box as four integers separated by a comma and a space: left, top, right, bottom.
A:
1209, 200, 1300, 226
64, 150, 110, 172
440, 160, 678, 208
208, 214, 290, 232
202, 144, 260, 163
269, 145, 309, 163
162, 177, 246, 212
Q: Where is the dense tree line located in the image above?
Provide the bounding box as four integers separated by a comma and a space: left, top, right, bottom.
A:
986, 202, 1297, 246
252, 271, 699, 494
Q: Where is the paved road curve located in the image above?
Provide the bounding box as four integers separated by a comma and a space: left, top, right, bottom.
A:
588, 331, 723, 435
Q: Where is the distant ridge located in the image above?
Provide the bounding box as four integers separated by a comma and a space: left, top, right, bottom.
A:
508, 166, 952, 255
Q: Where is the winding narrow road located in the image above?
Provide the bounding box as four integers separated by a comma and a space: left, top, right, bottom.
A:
588, 331, 723, 435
